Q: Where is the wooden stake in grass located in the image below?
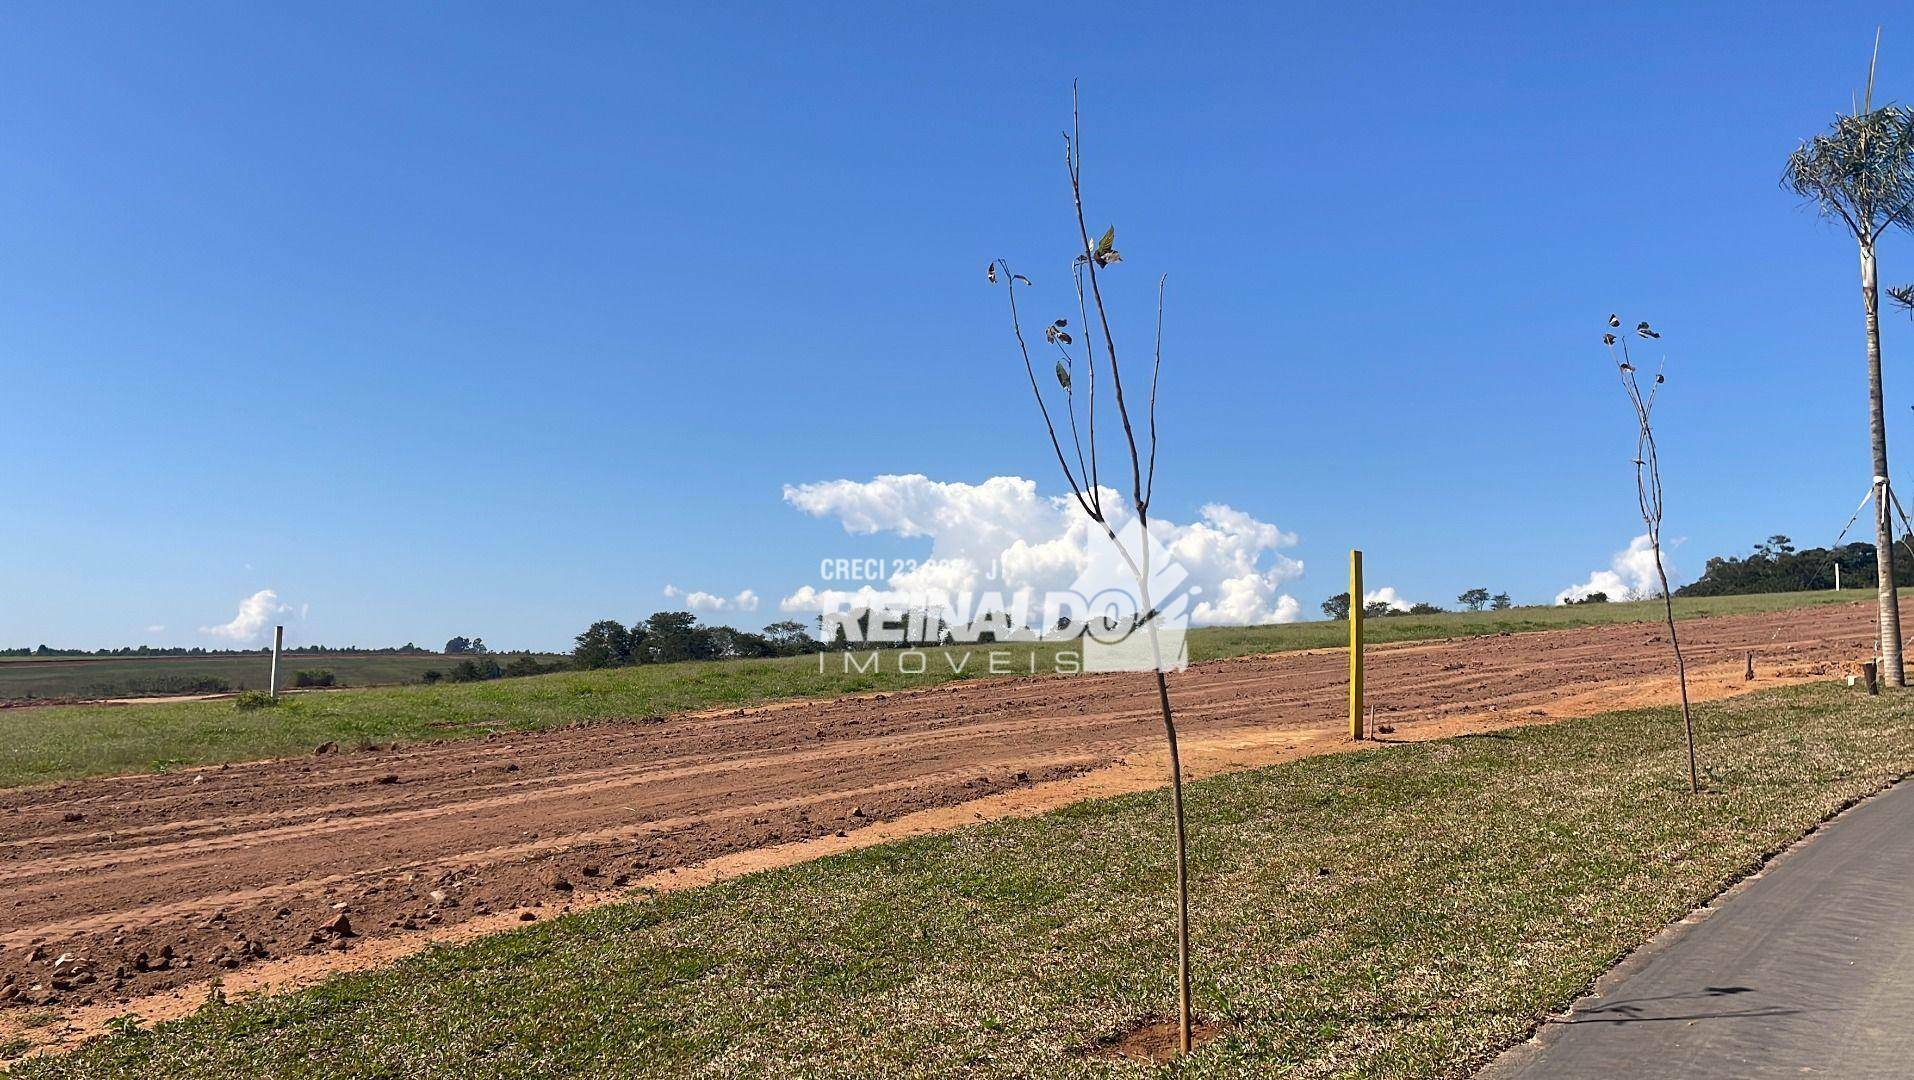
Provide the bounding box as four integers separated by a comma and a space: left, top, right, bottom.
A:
990, 84, 1195, 1054
1605, 315, 1700, 793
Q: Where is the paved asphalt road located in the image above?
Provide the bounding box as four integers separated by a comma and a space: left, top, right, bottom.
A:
1485, 779, 1914, 1078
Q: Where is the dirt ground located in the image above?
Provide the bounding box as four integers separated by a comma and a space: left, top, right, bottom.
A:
0, 602, 1876, 1047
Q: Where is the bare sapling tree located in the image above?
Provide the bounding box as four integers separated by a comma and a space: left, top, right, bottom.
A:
989, 85, 1196, 1054
1605, 315, 1700, 793
1784, 31, 1914, 686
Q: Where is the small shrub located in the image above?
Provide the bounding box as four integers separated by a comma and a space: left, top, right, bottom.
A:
81, 675, 232, 698
503, 655, 569, 679
292, 669, 336, 688
447, 658, 504, 683
233, 690, 279, 711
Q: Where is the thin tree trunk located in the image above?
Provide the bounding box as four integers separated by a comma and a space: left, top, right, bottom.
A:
1152, 667, 1190, 1053
1137, 529, 1192, 1055
1862, 242, 1905, 686
1653, 557, 1699, 793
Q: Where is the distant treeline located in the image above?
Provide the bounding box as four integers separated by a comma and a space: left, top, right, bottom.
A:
421, 655, 572, 684
412, 612, 826, 684
1677, 534, 1914, 597
571, 613, 821, 669
2, 644, 437, 658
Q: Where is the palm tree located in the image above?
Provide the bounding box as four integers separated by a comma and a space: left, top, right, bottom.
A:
1785, 38, 1914, 686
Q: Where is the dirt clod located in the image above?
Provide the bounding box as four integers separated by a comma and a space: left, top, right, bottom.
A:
1087, 1016, 1231, 1063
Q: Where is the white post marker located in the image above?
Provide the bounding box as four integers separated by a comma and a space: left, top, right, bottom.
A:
270, 624, 284, 699
1836, 562, 1842, 591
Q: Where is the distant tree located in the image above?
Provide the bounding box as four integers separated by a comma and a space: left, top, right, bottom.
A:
503, 654, 568, 678
642, 611, 712, 663
1785, 38, 1914, 685
761, 620, 819, 654
1406, 602, 1444, 615
444, 636, 473, 655
1321, 592, 1351, 620
1490, 592, 1513, 611
1680, 537, 1911, 596
1363, 600, 1393, 619
704, 627, 781, 658
571, 620, 633, 670
447, 657, 503, 682
1755, 534, 1797, 558
1457, 587, 1491, 611
1568, 591, 1610, 605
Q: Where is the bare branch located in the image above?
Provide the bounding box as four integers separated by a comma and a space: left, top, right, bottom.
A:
1072, 255, 1103, 517
1146, 274, 1166, 511
1066, 86, 1148, 522
998, 260, 1099, 523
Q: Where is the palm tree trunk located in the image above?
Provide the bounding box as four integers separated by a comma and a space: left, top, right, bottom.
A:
1862, 242, 1905, 686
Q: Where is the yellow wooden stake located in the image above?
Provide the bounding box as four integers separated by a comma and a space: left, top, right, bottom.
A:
1350, 549, 1364, 740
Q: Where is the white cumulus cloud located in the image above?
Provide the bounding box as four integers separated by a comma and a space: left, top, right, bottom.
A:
663, 585, 761, 613
1556, 534, 1667, 604
1363, 586, 1417, 612
199, 589, 292, 642
780, 474, 1305, 626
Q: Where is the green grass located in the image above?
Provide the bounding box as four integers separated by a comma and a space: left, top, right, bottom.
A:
0, 590, 1869, 791
12, 682, 1908, 1078
1188, 587, 1867, 655
0, 652, 560, 701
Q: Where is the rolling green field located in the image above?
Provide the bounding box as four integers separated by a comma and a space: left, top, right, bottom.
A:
0, 590, 1870, 791
12, 682, 1908, 1078
0, 653, 560, 702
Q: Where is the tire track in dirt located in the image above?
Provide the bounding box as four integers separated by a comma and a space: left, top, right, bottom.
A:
0, 601, 1876, 1050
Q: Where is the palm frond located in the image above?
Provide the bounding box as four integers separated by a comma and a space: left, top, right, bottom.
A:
1783, 104, 1914, 239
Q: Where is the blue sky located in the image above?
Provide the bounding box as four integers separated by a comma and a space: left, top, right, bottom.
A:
2, 1, 1911, 650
